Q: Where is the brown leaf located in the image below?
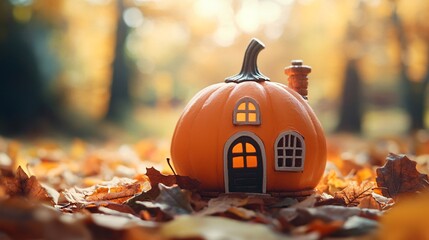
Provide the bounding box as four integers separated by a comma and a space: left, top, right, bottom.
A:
376, 153, 429, 199
145, 167, 200, 193
127, 168, 201, 211
280, 205, 382, 227
197, 195, 249, 216
357, 194, 381, 210
0, 166, 53, 204
335, 181, 375, 207
154, 184, 193, 216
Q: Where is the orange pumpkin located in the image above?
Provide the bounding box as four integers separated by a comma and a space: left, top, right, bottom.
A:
171, 39, 326, 195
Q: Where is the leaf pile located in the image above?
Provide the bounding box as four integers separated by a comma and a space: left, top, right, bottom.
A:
0, 137, 429, 239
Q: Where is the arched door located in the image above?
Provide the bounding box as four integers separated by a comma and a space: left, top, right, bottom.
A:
224, 133, 265, 193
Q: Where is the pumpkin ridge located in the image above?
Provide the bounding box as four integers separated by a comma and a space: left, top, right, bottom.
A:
171, 83, 224, 176
269, 82, 326, 187
190, 83, 235, 187
300, 98, 327, 174
215, 84, 239, 189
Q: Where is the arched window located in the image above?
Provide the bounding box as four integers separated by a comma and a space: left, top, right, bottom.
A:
233, 97, 261, 125
274, 131, 305, 171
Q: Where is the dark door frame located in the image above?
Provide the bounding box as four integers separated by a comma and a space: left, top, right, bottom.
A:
224, 131, 266, 193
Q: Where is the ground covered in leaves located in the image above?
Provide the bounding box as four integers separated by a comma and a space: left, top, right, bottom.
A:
1, 134, 429, 239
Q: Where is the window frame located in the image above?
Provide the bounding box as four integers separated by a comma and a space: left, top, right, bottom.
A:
274, 131, 306, 171
233, 97, 261, 125
231, 142, 258, 169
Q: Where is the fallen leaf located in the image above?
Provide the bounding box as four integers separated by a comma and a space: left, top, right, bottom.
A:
145, 167, 200, 193
83, 202, 137, 215
376, 153, 429, 199
335, 181, 375, 206
370, 192, 394, 210
1, 166, 53, 204
95, 207, 156, 228
127, 168, 200, 211
270, 197, 299, 208
316, 171, 349, 195
154, 184, 193, 216
135, 201, 174, 222
315, 193, 346, 207
197, 195, 249, 216
0, 198, 89, 239
86, 182, 142, 203
332, 216, 378, 237
291, 194, 318, 208
355, 167, 376, 183
230, 206, 257, 219
81, 155, 102, 177
60, 177, 146, 205
160, 216, 284, 240
292, 219, 343, 237
280, 205, 381, 227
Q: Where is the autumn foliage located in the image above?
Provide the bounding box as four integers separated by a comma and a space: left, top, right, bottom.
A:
0, 137, 429, 239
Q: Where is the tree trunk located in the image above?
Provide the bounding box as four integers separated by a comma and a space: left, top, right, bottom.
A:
0, 2, 45, 135
106, 0, 131, 121
336, 59, 363, 133
408, 71, 429, 130
391, 1, 427, 131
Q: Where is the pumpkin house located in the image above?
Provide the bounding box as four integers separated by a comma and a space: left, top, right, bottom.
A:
171, 39, 326, 196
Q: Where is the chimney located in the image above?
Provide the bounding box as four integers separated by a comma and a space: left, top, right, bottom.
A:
284, 60, 311, 100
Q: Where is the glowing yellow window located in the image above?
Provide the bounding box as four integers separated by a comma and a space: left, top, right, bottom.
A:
247, 156, 258, 168
237, 103, 246, 110
233, 156, 244, 168
248, 113, 257, 122
246, 143, 256, 153
232, 143, 243, 153
236, 113, 246, 122
248, 103, 256, 110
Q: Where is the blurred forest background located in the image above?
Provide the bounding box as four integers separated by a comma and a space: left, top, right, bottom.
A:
0, 0, 428, 142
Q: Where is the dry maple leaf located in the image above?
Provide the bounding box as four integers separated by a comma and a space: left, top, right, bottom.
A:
376, 153, 429, 199
335, 181, 375, 207
145, 167, 200, 192
1, 166, 53, 204
128, 167, 201, 208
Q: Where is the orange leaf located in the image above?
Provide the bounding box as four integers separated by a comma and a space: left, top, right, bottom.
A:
60, 177, 146, 205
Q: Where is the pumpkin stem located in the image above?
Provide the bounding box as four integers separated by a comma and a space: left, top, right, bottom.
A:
225, 38, 270, 83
